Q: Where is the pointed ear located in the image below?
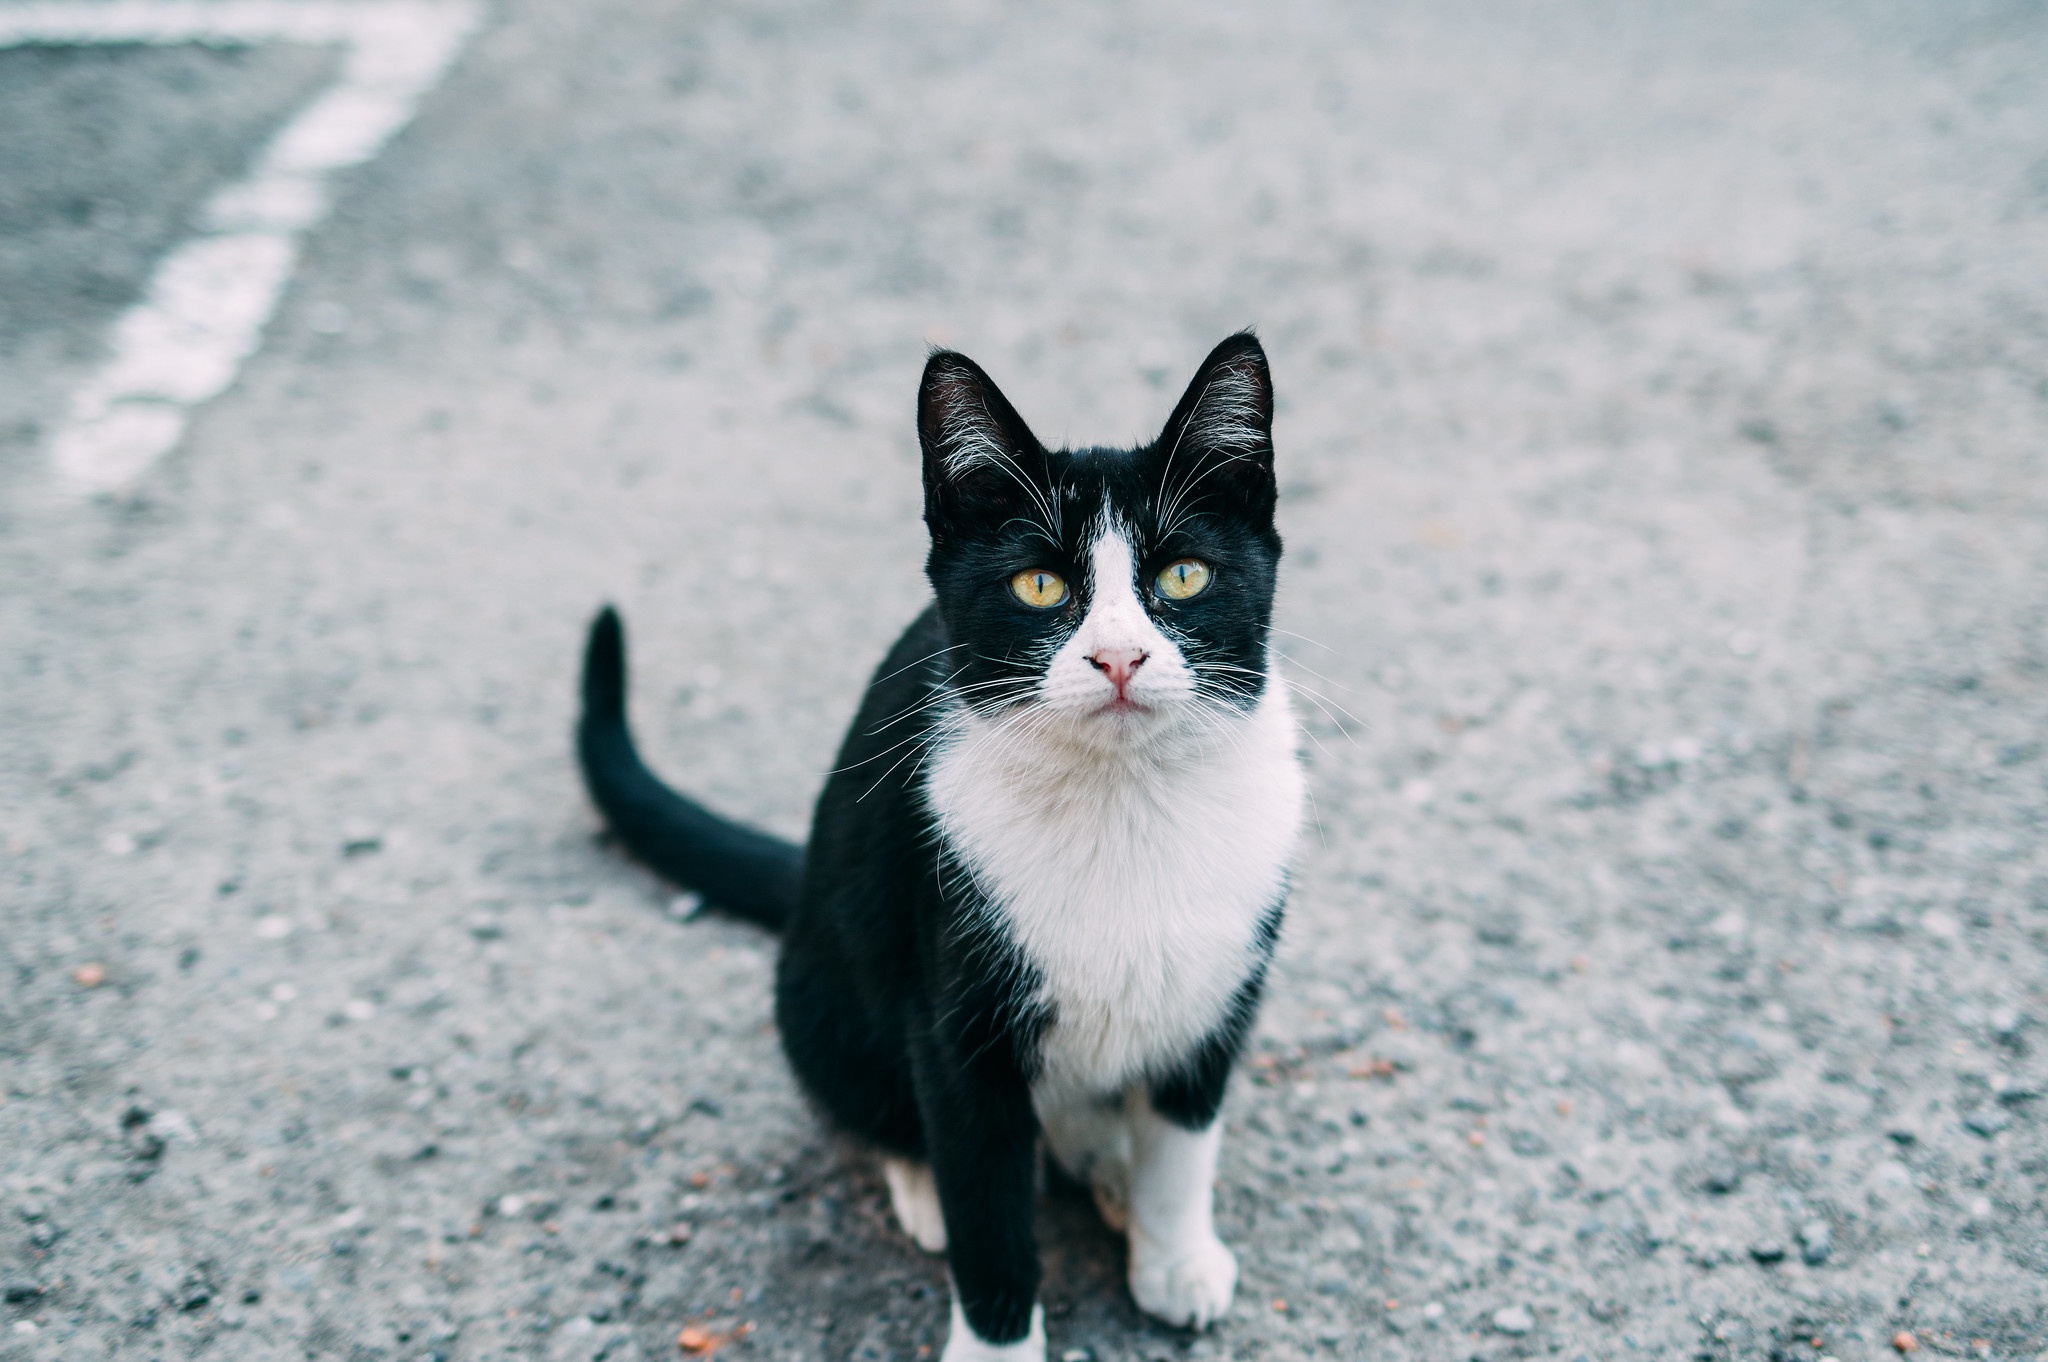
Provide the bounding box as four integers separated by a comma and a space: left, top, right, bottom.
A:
918, 350, 1047, 530
1153, 332, 1277, 523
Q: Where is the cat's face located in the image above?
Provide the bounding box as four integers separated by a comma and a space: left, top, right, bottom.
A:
918, 334, 1282, 747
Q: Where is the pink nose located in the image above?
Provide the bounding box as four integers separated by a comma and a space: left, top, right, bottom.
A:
1087, 647, 1148, 697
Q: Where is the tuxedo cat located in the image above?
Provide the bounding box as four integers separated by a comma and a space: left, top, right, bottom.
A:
578, 333, 1304, 1360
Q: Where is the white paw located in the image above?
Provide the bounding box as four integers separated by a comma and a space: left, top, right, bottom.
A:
941, 1299, 1044, 1362
1128, 1232, 1237, 1329
883, 1157, 947, 1254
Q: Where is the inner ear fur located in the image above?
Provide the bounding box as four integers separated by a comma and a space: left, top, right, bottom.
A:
1153, 332, 1277, 521
918, 351, 1044, 492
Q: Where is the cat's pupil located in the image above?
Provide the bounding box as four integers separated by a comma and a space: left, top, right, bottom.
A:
1155, 557, 1212, 601
1010, 568, 1069, 609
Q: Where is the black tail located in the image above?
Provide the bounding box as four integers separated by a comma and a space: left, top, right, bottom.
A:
577, 607, 802, 931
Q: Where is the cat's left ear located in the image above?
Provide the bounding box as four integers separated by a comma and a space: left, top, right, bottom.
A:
918, 349, 1048, 536
1153, 331, 1277, 524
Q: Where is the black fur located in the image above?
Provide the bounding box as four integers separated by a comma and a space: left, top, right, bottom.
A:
576, 334, 1284, 1345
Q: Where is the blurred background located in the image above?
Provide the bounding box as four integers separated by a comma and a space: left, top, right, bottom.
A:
2, 1, 2045, 1358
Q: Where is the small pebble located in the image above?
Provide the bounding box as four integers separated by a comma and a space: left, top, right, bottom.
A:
73, 962, 107, 988
1492, 1305, 1535, 1335
1893, 1332, 1918, 1353
1700, 1164, 1741, 1195
1963, 1110, 2010, 1138
1798, 1220, 1832, 1265
678, 1325, 715, 1352
255, 916, 293, 940
1749, 1242, 1787, 1264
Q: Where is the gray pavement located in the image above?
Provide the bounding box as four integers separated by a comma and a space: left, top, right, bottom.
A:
4, 1, 2048, 1359
0, 37, 340, 467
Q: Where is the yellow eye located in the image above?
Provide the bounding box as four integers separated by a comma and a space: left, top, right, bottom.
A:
1010, 568, 1069, 609
1155, 558, 1213, 601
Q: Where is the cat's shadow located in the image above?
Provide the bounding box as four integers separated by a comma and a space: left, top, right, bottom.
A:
747, 1137, 1191, 1359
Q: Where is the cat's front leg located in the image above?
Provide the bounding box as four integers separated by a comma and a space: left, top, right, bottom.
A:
909, 1024, 1045, 1362
1122, 1088, 1236, 1328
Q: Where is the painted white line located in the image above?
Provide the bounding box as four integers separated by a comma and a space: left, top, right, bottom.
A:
0, 1, 482, 496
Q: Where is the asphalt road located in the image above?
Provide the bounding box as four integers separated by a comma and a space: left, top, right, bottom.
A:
3, 1, 2047, 1359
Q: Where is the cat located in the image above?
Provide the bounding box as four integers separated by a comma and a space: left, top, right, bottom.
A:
576, 332, 1304, 1361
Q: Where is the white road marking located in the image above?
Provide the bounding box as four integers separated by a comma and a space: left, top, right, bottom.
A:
0, 1, 482, 496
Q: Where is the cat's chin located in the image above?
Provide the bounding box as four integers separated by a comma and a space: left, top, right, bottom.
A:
1039, 696, 1210, 752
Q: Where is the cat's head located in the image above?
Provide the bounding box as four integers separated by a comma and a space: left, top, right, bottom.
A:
918, 333, 1281, 747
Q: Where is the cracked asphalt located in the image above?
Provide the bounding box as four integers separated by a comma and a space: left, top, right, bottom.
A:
3, 1, 2046, 1359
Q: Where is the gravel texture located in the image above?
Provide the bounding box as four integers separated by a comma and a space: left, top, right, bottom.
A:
3, 1, 2047, 1359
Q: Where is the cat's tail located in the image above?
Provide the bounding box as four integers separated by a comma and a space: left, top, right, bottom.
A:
577, 606, 802, 932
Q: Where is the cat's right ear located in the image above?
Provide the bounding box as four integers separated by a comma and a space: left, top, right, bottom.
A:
918, 350, 1045, 531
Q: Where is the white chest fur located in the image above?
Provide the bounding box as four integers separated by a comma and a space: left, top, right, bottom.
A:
924, 685, 1305, 1094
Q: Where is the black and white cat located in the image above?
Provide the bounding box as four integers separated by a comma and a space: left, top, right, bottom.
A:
577, 333, 1304, 1360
